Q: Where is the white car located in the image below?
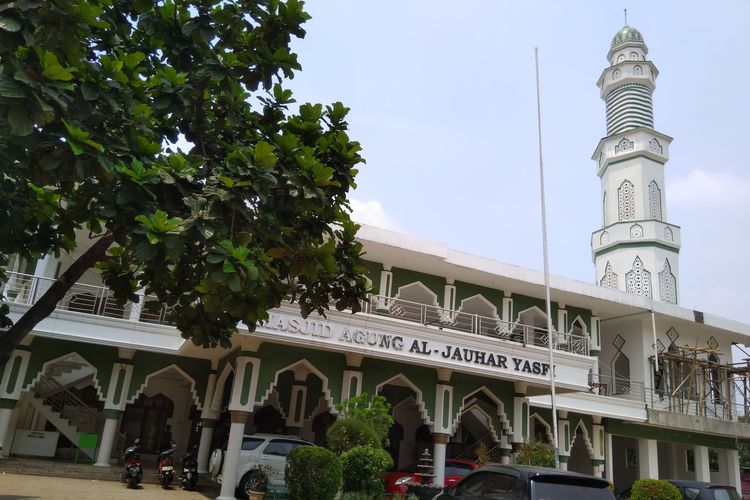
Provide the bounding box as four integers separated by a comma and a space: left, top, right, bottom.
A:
208, 433, 313, 497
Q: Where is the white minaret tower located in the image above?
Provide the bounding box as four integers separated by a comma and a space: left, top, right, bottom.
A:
591, 23, 681, 304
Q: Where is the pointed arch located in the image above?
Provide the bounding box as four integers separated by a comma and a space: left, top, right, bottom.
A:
258, 359, 333, 413
648, 180, 662, 220
458, 294, 498, 318
600, 261, 618, 289
127, 364, 202, 409
659, 259, 677, 304
376, 373, 432, 427
390, 281, 441, 324
617, 179, 635, 221
529, 412, 554, 444
625, 256, 652, 298
570, 316, 587, 337
209, 363, 235, 412
513, 306, 548, 347
25, 351, 105, 402
450, 386, 511, 439
570, 419, 595, 458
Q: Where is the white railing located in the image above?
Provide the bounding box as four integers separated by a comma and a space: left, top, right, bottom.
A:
2, 271, 172, 325
587, 372, 646, 402
362, 294, 589, 356
2, 273, 591, 356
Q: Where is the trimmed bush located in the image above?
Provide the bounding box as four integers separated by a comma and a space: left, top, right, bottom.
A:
341, 445, 393, 496
285, 445, 342, 500
515, 441, 556, 467
326, 418, 380, 455
630, 479, 681, 500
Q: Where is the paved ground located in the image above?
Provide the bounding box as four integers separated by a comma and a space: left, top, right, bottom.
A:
0, 472, 222, 499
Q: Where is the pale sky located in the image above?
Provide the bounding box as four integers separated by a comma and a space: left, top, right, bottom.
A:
285, 1, 750, 325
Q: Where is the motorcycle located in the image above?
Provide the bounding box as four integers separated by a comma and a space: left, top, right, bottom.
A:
180, 445, 199, 491
120, 439, 142, 488
157, 444, 177, 488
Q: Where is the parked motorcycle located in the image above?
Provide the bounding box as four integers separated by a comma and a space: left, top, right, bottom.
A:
157, 445, 177, 488
120, 439, 142, 488
180, 445, 199, 491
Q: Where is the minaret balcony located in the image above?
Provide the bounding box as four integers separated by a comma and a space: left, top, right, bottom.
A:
591, 219, 681, 257
597, 60, 658, 99
593, 127, 672, 177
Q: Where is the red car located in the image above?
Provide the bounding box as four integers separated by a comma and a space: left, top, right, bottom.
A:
382, 459, 479, 495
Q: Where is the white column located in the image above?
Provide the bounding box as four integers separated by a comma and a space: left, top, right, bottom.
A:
95, 415, 121, 466
127, 289, 145, 321
694, 445, 710, 482
197, 419, 216, 474
726, 449, 741, 495
218, 411, 248, 500
638, 438, 659, 479
605, 432, 614, 482
432, 434, 448, 487
0, 406, 15, 456
377, 268, 393, 309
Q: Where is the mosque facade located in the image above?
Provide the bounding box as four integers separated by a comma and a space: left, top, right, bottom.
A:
1, 23, 749, 498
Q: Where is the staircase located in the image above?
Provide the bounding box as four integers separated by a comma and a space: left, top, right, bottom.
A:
32, 375, 125, 462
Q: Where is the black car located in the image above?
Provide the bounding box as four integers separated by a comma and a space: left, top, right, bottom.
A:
616, 479, 741, 500
435, 463, 615, 499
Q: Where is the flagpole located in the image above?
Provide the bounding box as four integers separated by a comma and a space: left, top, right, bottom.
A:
534, 47, 560, 468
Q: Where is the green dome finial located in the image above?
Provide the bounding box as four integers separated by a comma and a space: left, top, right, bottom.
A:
611, 24, 644, 49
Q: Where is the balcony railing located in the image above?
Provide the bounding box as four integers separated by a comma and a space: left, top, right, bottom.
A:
3, 273, 590, 356
2, 271, 172, 325
362, 294, 589, 356
587, 372, 646, 402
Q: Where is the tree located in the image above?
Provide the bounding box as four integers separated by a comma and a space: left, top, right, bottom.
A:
335, 393, 394, 447
0, 0, 369, 361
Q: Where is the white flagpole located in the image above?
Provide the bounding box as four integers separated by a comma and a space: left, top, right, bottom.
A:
534, 47, 560, 468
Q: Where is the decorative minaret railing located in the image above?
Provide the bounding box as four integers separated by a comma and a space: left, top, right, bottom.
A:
591, 23, 681, 304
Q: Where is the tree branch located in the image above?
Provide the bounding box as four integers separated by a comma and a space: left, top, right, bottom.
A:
0, 232, 116, 361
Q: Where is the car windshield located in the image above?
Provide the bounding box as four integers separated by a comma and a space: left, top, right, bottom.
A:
532, 478, 614, 500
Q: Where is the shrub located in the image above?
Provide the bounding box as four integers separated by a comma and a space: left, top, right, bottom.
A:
335, 393, 394, 447
514, 441, 556, 467
630, 479, 681, 500
341, 445, 393, 496
326, 417, 380, 455
285, 446, 342, 500
476, 441, 491, 466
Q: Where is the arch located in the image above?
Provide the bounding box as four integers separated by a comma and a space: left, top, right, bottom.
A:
258, 359, 334, 415
570, 316, 587, 337
26, 351, 105, 402
375, 373, 431, 427
458, 294, 498, 318
513, 306, 548, 347
391, 281, 441, 324
600, 261, 618, 289
659, 259, 677, 304
127, 363, 202, 410
529, 412, 554, 444
618, 179, 636, 221
629, 223, 643, 238
570, 419, 595, 458
649, 180, 663, 220
450, 386, 511, 439
209, 363, 235, 412
611, 351, 631, 395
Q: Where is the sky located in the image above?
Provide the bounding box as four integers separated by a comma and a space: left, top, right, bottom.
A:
283, 1, 750, 325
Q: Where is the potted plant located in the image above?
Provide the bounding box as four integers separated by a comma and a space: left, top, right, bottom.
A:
248, 465, 270, 500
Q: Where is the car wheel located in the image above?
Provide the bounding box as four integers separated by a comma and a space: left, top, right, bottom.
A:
208, 448, 223, 478
239, 470, 262, 497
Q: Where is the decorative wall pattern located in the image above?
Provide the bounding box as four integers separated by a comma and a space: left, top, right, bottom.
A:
600, 262, 618, 289
615, 138, 634, 154
664, 227, 673, 241
649, 137, 663, 154
630, 223, 643, 238
648, 180, 662, 220
658, 259, 677, 304
625, 256, 652, 298
618, 180, 636, 221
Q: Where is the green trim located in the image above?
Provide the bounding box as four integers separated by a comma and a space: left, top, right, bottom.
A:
594, 241, 679, 258
592, 459, 605, 466
590, 350, 601, 357
558, 455, 569, 463
0, 398, 18, 409
201, 418, 218, 428
601, 155, 666, 170
241, 350, 258, 357
116, 358, 133, 364
605, 419, 737, 449
103, 409, 123, 419
499, 448, 512, 457
5, 355, 22, 394
239, 360, 255, 406
112, 367, 126, 406
14, 345, 31, 352
442, 390, 450, 429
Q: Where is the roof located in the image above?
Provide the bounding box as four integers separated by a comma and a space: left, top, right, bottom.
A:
611, 25, 645, 48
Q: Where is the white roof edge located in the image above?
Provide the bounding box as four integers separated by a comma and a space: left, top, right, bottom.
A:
356, 224, 750, 336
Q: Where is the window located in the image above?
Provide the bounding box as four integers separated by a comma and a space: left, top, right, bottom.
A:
684, 487, 700, 500
453, 472, 488, 496
484, 473, 518, 498
263, 439, 308, 456
241, 437, 264, 451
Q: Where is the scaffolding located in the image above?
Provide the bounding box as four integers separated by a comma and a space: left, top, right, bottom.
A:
650, 344, 750, 422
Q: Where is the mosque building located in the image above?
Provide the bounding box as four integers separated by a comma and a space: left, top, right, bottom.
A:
1, 22, 749, 498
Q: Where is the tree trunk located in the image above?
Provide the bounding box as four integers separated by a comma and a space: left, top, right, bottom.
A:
0, 232, 116, 362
